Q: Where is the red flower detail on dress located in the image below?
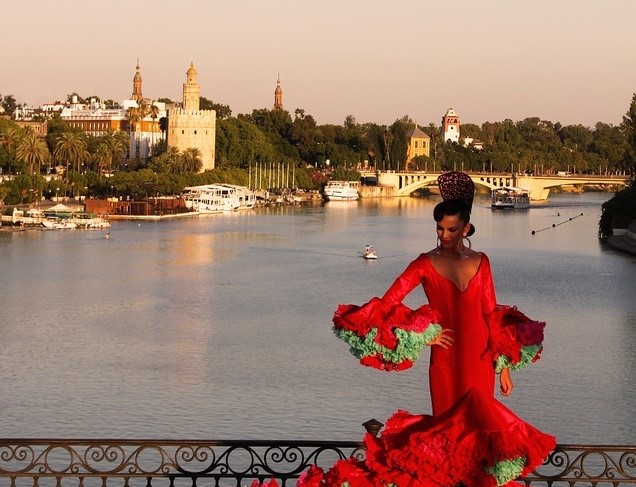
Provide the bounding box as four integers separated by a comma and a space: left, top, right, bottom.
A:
250, 478, 280, 487
296, 465, 325, 487
360, 355, 414, 371
488, 305, 545, 364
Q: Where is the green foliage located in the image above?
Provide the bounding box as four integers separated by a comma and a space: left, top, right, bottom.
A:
330, 167, 361, 182
599, 180, 636, 238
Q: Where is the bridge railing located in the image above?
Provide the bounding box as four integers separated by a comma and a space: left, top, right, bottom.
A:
1, 437, 634, 487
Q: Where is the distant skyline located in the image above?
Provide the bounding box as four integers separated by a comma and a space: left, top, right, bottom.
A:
3, 0, 636, 128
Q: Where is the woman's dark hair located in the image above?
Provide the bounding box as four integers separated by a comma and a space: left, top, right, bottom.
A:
433, 199, 475, 236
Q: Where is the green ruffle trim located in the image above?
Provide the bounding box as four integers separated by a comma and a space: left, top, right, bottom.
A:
486, 456, 526, 486
495, 344, 543, 373
334, 324, 442, 365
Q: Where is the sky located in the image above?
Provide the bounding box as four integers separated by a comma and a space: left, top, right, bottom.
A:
2, 0, 636, 128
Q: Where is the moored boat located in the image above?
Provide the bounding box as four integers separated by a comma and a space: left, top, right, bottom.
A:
181, 184, 241, 213
217, 184, 257, 209
323, 181, 360, 201
491, 186, 531, 209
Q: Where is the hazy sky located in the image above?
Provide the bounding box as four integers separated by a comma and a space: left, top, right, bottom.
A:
3, 0, 635, 127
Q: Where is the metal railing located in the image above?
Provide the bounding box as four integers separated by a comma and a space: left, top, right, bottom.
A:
0, 437, 634, 487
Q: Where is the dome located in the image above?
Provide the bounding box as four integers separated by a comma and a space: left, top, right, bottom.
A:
187, 62, 197, 78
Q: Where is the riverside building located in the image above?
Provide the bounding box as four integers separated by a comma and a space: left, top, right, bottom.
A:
166, 63, 216, 171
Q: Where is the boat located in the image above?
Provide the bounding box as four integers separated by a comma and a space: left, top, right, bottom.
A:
363, 245, 378, 259
181, 184, 241, 213
41, 218, 77, 230
217, 184, 257, 209
491, 186, 531, 209
323, 181, 360, 201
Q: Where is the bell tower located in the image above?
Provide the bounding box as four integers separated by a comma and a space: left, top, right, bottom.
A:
132, 59, 143, 102
273, 75, 283, 110
182, 62, 200, 111
442, 107, 460, 143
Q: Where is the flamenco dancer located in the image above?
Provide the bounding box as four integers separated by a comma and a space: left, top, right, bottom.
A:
299, 172, 556, 487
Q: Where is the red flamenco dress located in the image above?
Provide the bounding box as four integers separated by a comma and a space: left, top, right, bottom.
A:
301, 253, 556, 487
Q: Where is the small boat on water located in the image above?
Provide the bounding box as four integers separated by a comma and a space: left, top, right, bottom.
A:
491, 186, 531, 210
323, 181, 360, 201
363, 245, 378, 259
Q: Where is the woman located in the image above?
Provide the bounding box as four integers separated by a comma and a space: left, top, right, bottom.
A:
301, 172, 555, 487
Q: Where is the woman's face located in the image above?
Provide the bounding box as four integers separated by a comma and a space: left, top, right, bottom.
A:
436, 214, 469, 249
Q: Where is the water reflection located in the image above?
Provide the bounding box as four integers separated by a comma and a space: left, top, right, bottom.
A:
0, 192, 634, 443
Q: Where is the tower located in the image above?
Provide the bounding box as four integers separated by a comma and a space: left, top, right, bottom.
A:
273, 75, 283, 110
441, 107, 460, 143
183, 62, 200, 111
167, 63, 216, 171
405, 125, 431, 166
132, 59, 143, 102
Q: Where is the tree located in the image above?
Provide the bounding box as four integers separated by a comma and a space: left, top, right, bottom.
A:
54, 132, 90, 183
182, 148, 203, 173
0, 124, 23, 172
126, 105, 143, 160
97, 129, 128, 175
1, 94, 18, 115
388, 117, 410, 170
148, 102, 161, 155
16, 131, 50, 176
622, 92, 636, 175
200, 97, 232, 119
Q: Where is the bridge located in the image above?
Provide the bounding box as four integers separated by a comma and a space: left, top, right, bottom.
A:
359, 171, 631, 200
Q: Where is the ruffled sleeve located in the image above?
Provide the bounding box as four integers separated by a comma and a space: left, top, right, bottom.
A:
487, 305, 545, 373
333, 298, 442, 371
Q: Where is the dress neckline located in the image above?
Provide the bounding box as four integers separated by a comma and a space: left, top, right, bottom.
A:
424, 253, 485, 293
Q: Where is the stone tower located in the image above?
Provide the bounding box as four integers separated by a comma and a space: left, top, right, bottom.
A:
132, 59, 143, 102
273, 75, 283, 110
441, 107, 460, 143
167, 63, 217, 171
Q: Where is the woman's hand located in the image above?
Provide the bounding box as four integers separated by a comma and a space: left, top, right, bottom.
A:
499, 367, 514, 396
429, 329, 454, 349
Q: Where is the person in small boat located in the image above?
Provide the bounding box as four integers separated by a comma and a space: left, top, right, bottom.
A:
298, 172, 555, 487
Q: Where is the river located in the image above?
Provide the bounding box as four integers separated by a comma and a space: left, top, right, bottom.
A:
0, 192, 634, 444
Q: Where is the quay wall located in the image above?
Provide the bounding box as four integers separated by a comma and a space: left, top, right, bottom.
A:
360, 185, 395, 198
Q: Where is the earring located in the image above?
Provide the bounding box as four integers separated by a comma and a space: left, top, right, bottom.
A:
462, 236, 472, 249
436, 237, 441, 248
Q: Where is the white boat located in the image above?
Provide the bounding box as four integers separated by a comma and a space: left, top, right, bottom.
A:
323, 181, 360, 201
41, 218, 77, 229
181, 184, 241, 213
363, 245, 378, 259
217, 184, 256, 209
491, 186, 531, 209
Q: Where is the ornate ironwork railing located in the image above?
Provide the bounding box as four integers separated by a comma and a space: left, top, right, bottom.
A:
0, 439, 634, 487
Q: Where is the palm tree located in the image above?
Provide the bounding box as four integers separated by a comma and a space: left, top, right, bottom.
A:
182, 147, 203, 173
148, 101, 160, 154
54, 132, 89, 183
0, 125, 23, 174
126, 105, 142, 161
99, 129, 129, 174
16, 131, 50, 176
165, 147, 183, 174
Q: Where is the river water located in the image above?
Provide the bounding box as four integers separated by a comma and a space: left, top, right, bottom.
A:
0, 192, 634, 444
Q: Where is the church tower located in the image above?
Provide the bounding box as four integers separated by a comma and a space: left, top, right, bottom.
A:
132, 59, 143, 102
441, 107, 460, 143
273, 75, 283, 110
167, 63, 216, 171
